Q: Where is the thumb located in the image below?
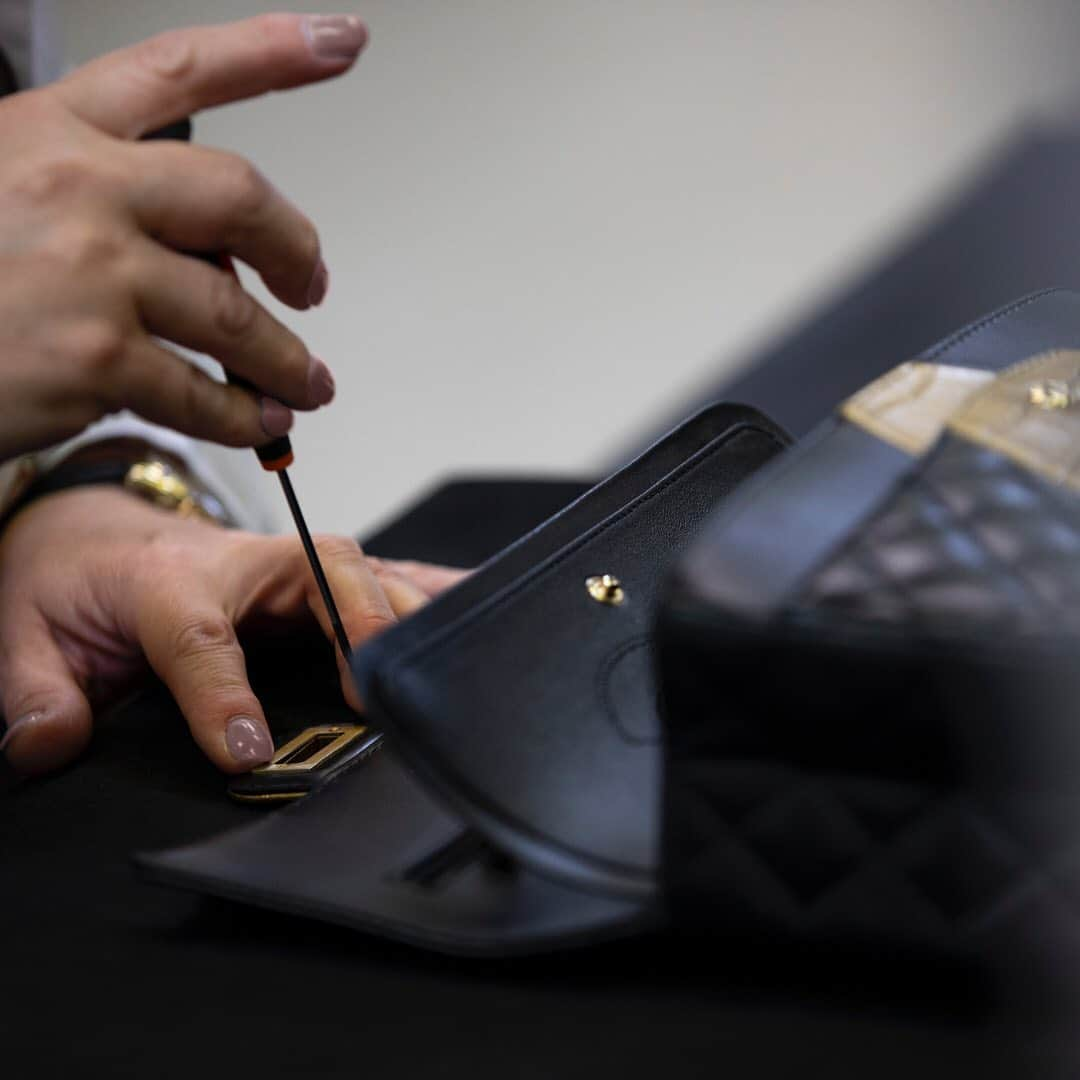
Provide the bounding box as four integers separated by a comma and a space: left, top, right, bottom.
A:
0, 616, 93, 776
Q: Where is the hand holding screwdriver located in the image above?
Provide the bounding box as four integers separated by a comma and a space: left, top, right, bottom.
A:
0, 14, 365, 462
143, 117, 355, 664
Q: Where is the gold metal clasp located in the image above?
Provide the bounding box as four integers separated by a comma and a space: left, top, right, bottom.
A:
1028, 379, 1075, 410
586, 574, 625, 606
253, 723, 369, 774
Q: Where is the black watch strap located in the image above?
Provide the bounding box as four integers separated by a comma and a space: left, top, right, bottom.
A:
0, 458, 130, 532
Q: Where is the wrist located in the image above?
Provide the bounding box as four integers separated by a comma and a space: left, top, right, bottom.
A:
1, 439, 235, 531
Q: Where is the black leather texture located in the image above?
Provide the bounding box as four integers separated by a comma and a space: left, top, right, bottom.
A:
141, 744, 650, 957
658, 291, 1080, 972
354, 403, 788, 900
141, 403, 788, 954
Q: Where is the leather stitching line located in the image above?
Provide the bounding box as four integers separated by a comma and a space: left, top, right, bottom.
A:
384, 424, 787, 681
920, 287, 1063, 362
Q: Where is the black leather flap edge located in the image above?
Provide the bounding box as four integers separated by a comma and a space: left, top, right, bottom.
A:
351, 403, 789, 896
354, 403, 788, 685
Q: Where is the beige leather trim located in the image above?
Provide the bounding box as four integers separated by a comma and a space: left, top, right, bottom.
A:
841, 362, 994, 456
948, 349, 1080, 492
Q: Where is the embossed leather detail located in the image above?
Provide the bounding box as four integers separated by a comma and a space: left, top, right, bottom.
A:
794, 437, 1080, 634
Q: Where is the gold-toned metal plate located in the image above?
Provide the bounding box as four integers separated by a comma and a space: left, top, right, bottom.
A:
253, 723, 368, 775
228, 790, 306, 804
841, 362, 994, 456
948, 349, 1080, 492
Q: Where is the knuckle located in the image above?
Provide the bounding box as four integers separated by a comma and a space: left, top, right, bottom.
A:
170, 613, 237, 663
16, 154, 101, 207
210, 273, 257, 338
135, 29, 196, 82
55, 221, 125, 274
179, 367, 247, 445
353, 607, 396, 642
224, 158, 271, 224
73, 319, 127, 382
313, 534, 362, 565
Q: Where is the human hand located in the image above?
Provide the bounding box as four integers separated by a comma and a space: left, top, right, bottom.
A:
0, 13, 367, 461
0, 487, 466, 776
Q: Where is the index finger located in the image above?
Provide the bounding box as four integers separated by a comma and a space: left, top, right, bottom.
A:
53, 12, 368, 139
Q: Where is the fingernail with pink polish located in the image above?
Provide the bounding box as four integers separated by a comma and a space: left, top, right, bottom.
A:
260, 397, 294, 438
303, 14, 367, 61
308, 258, 329, 307
308, 357, 336, 406
225, 716, 274, 767
0, 712, 44, 754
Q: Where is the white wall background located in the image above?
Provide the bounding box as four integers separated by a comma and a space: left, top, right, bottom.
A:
58, 1, 1080, 536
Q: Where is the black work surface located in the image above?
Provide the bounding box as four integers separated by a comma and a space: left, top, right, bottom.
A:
0, 477, 1075, 1079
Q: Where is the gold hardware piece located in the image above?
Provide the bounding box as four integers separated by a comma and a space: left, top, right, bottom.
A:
950, 349, 1080, 492
1028, 379, 1074, 410
253, 723, 369, 774
586, 574, 625, 606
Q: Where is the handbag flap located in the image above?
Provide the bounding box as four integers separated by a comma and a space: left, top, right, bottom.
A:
353, 403, 789, 898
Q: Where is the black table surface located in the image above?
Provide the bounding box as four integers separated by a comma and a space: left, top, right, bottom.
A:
2, 475, 1077, 1078
13, 124, 1080, 1074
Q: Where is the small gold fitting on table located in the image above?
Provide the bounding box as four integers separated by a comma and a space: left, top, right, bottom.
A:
585, 574, 625, 606
253, 723, 368, 774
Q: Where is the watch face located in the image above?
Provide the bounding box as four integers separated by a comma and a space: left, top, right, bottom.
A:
124, 461, 230, 526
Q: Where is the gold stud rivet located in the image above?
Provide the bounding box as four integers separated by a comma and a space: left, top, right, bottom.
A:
1028, 379, 1073, 410
586, 574, 625, 606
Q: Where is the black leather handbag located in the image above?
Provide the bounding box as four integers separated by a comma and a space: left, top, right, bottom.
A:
141, 289, 1080, 966
662, 289, 1080, 973
140, 402, 790, 954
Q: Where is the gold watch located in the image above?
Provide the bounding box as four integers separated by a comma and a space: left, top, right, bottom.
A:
123, 459, 231, 525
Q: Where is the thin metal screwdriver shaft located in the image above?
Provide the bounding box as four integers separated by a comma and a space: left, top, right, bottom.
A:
277, 468, 352, 662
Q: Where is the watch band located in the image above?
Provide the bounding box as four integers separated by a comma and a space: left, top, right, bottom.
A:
0, 440, 234, 530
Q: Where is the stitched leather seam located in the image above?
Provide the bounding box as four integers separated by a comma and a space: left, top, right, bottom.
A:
919, 288, 1063, 362
384, 422, 786, 679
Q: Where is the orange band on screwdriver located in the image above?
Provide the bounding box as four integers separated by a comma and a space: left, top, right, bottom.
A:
258, 450, 295, 471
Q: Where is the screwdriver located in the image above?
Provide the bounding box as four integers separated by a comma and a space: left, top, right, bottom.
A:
217, 256, 353, 663
144, 120, 352, 661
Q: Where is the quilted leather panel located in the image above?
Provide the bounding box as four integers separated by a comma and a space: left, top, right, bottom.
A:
795, 436, 1080, 635
660, 415, 1080, 968
666, 751, 1080, 959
